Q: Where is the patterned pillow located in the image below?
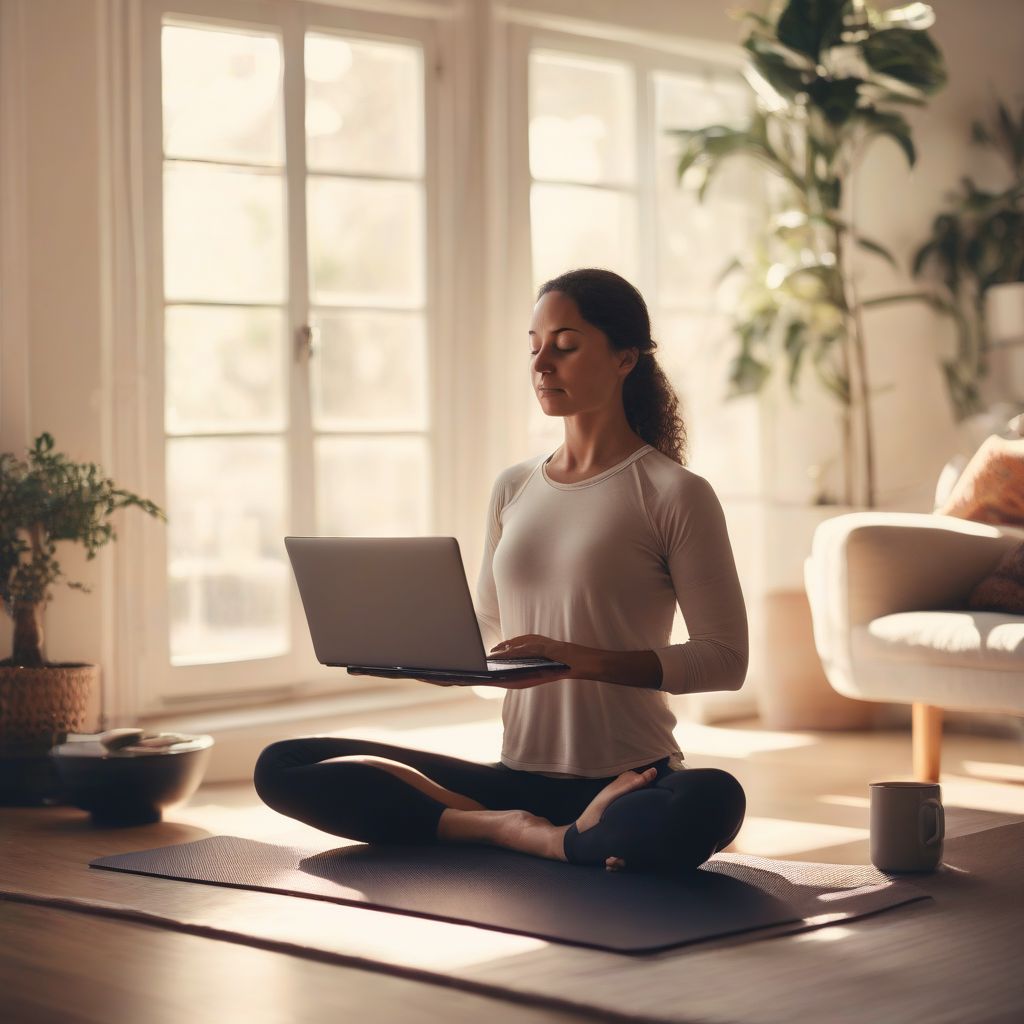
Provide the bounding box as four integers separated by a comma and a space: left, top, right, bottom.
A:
968, 542, 1024, 615
937, 436, 1024, 527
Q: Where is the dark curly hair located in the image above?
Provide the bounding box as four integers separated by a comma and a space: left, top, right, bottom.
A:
536, 268, 688, 465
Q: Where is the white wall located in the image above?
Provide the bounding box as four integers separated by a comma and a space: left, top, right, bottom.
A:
2, 0, 1022, 726
1, 0, 113, 732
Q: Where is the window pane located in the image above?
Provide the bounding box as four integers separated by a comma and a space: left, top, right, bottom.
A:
656, 188, 752, 310
655, 73, 756, 310
164, 163, 286, 303
654, 71, 749, 137
305, 34, 423, 177
165, 306, 286, 434
162, 23, 283, 165
317, 436, 430, 536
530, 51, 634, 185
166, 438, 289, 665
655, 311, 760, 493
311, 311, 428, 431
307, 177, 424, 307
531, 183, 638, 289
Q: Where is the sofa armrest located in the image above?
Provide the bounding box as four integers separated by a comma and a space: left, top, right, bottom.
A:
804, 512, 1021, 679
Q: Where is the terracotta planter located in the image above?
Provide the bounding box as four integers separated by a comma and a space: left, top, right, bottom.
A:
0, 662, 98, 804
759, 591, 876, 731
758, 504, 876, 731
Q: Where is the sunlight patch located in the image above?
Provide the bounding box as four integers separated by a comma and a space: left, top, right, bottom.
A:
732, 816, 868, 858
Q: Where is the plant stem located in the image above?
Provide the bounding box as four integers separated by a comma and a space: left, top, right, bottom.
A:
12, 603, 44, 667
843, 162, 876, 508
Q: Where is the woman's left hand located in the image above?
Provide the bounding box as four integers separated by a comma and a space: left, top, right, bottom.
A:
488, 634, 594, 689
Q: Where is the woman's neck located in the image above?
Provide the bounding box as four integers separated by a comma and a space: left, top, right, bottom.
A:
552, 414, 647, 476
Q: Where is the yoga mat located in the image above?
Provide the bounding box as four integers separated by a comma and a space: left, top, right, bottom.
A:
90, 836, 927, 954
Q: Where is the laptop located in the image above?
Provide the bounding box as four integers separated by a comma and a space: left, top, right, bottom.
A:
284, 536, 568, 683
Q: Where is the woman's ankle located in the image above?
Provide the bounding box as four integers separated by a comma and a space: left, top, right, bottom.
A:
437, 808, 568, 861
437, 807, 505, 845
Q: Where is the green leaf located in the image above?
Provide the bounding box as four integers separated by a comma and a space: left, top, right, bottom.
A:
743, 37, 809, 100
715, 257, 744, 287
855, 109, 916, 166
807, 77, 863, 126
782, 320, 808, 393
970, 118, 993, 147
861, 27, 947, 94
672, 122, 803, 198
855, 235, 898, 269
775, 0, 847, 61
728, 352, 772, 396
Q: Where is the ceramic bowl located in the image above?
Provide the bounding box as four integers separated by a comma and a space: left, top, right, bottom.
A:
50, 733, 214, 825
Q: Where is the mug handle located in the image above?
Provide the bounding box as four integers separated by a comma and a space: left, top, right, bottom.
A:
919, 798, 945, 847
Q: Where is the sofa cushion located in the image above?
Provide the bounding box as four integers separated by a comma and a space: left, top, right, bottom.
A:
860, 610, 1024, 672
846, 617, 1024, 713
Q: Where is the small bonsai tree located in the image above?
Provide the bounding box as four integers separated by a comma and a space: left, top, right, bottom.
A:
0, 433, 166, 668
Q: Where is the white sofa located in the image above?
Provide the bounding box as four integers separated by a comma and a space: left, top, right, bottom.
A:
805, 512, 1024, 781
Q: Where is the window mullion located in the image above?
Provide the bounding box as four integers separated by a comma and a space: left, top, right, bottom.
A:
283, 6, 314, 539
282, 6, 320, 681
635, 53, 658, 305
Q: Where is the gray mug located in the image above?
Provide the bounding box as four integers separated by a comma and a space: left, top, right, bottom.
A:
869, 781, 945, 873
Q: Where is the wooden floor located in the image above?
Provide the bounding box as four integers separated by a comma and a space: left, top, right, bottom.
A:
2, 699, 1023, 1024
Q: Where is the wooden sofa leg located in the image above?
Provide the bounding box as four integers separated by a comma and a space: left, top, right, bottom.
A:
912, 703, 943, 782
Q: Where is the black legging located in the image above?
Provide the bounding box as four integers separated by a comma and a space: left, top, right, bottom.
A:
254, 736, 746, 873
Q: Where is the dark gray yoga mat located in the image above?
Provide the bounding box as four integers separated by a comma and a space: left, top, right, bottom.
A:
90, 836, 928, 954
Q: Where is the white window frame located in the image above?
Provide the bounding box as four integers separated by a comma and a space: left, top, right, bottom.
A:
499, 21, 754, 471
134, 0, 463, 715
107, 0, 758, 724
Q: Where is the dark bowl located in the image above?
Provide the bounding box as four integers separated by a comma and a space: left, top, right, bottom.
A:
50, 734, 214, 826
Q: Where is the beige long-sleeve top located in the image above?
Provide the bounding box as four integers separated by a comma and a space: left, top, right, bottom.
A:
476, 444, 748, 778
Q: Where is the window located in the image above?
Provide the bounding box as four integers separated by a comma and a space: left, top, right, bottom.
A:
526, 48, 638, 454
161, 22, 290, 667
141, 1, 442, 708
519, 34, 759, 487
133, 1, 758, 716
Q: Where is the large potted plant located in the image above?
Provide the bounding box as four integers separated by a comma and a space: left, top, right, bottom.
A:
672, 0, 946, 508
0, 433, 165, 803
670, 1, 946, 729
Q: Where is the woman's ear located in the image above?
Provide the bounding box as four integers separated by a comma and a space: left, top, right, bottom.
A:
619, 347, 640, 376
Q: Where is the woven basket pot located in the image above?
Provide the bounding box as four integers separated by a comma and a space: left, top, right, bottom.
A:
0, 663, 98, 804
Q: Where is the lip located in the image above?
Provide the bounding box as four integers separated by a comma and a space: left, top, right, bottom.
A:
537, 386, 565, 393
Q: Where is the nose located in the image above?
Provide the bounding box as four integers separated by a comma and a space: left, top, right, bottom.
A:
532, 346, 555, 376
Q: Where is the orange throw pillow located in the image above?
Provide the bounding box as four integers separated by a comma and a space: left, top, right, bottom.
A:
938, 436, 1024, 527
968, 542, 1024, 615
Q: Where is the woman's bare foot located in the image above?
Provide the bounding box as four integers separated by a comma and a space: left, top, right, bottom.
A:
438, 807, 568, 862
573, 766, 658, 871
437, 766, 659, 870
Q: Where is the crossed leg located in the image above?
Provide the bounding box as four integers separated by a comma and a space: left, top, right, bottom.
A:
436, 766, 659, 868
255, 738, 743, 873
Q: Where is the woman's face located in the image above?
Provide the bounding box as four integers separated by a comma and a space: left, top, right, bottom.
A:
528, 291, 637, 418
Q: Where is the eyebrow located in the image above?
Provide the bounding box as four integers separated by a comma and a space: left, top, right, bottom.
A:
527, 327, 583, 336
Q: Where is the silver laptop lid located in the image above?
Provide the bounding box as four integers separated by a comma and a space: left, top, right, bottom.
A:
284, 536, 489, 672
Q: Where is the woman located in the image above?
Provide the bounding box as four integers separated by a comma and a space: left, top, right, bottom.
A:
255, 268, 748, 873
